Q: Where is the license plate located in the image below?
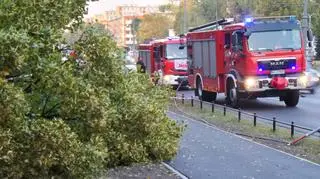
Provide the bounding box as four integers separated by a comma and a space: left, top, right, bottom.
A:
271, 70, 285, 75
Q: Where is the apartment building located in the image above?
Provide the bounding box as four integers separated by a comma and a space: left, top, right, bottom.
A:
84, 5, 160, 49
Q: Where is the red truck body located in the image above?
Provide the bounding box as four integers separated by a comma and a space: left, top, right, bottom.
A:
187, 16, 307, 107
138, 37, 188, 87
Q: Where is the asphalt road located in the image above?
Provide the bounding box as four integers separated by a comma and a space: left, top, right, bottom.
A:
167, 111, 320, 179
177, 87, 320, 129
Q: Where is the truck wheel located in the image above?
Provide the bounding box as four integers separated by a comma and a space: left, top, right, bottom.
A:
310, 88, 315, 94
194, 87, 199, 96
196, 79, 203, 100
248, 96, 257, 100
196, 78, 217, 102
227, 80, 239, 108
284, 90, 299, 107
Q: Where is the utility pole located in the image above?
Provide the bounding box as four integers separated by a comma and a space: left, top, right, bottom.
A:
302, 0, 312, 68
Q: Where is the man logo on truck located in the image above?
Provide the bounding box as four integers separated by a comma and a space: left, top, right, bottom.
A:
270, 61, 285, 66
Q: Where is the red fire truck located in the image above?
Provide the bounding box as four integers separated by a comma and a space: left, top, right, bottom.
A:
137, 37, 188, 87
186, 16, 309, 107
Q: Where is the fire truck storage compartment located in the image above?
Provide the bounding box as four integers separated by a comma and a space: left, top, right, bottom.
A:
188, 30, 225, 89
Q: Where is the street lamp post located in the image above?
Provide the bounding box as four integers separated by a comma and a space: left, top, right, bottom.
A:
302, 0, 312, 68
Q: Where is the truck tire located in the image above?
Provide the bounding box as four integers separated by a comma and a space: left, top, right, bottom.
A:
284, 90, 299, 107
194, 87, 199, 97
248, 96, 257, 100
196, 79, 203, 100
310, 88, 315, 94
196, 79, 217, 102
226, 79, 239, 108
195, 78, 201, 97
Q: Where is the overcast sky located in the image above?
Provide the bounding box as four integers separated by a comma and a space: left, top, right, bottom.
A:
87, 0, 170, 16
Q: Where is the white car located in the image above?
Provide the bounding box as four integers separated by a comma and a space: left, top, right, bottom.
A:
304, 68, 320, 94
123, 56, 137, 73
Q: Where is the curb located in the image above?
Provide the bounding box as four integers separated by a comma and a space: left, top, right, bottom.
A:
162, 162, 189, 179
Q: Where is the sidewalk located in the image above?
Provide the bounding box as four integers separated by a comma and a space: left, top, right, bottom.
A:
167, 111, 320, 179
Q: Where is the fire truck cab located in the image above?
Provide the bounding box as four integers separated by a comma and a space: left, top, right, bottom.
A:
138, 37, 188, 87
187, 16, 307, 107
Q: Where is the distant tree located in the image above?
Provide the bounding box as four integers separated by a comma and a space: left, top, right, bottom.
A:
253, 0, 302, 17
173, 0, 206, 34
137, 14, 172, 42
159, 4, 175, 12
132, 18, 142, 33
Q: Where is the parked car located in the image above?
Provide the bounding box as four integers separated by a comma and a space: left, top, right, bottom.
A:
123, 55, 137, 73
304, 68, 320, 94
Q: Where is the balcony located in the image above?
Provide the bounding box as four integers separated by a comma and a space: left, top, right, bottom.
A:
125, 20, 132, 25
126, 34, 134, 38
125, 40, 137, 45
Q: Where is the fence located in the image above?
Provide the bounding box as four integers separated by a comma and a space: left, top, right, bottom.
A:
173, 94, 320, 138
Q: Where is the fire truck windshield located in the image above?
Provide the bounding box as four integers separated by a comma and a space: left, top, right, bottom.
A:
248, 29, 302, 52
166, 44, 187, 59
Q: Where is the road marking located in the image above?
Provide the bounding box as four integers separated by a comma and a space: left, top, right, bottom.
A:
167, 111, 320, 167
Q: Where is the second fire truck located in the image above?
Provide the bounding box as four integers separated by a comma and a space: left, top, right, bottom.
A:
137, 37, 188, 88
185, 16, 310, 107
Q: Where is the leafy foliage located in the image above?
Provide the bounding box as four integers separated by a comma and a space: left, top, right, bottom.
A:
0, 0, 182, 178
137, 14, 173, 43
172, 0, 320, 35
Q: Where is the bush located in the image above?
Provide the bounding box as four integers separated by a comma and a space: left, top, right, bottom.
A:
70, 26, 183, 167
0, 1, 182, 178
0, 81, 107, 178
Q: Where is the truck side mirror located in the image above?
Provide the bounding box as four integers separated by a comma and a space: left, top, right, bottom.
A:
179, 34, 186, 49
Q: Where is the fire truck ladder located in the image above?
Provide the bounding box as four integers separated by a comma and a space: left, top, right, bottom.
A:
188, 18, 234, 32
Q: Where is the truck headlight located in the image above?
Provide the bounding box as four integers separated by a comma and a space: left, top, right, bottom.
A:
164, 75, 171, 82
244, 78, 256, 89
298, 75, 308, 87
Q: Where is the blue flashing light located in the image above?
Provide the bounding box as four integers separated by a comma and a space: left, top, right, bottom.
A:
245, 17, 253, 23
291, 66, 296, 70
258, 64, 264, 72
